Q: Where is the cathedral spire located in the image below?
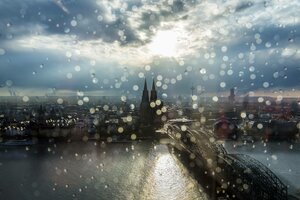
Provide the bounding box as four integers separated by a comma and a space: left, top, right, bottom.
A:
152, 79, 156, 91
150, 78, 157, 102
141, 78, 149, 103
143, 79, 148, 91
140, 78, 151, 124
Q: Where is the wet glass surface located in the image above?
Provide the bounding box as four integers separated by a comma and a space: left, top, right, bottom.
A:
0, 0, 300, 199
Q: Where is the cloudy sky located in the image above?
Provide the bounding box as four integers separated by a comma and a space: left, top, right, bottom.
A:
0, 0, 299, 98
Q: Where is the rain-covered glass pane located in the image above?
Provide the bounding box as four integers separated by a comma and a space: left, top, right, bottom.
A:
0, 0, 300, 199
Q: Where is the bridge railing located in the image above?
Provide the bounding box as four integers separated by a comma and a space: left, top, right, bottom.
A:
217, 154, 257, 199
231, 154, 288, 200
164, 123, 288, 200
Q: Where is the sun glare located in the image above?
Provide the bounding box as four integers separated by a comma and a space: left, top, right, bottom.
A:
148, 30, 179, 57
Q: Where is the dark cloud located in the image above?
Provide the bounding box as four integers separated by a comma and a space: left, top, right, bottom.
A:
0, 0, 195, 44
214, 23, 300, 56
0, 0, 139, 44
235, 1, 254, 12
0, 0, 300, 96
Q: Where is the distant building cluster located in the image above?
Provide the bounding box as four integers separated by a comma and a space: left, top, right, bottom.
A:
0, 84, 299, 143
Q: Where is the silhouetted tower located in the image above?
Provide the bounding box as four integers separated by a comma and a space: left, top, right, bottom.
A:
191, 85, 195, 96
140, 79, 151, 124
141, 79, 149, 104
228, 88, 235, 103
140, 78, 163, 126
150, 79, 157, 102
37, 105, 46, 127
150, 79, 158, 123
243, 94, 249, 110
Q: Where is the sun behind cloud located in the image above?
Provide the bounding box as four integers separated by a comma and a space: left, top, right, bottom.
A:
148, 30, 180, 57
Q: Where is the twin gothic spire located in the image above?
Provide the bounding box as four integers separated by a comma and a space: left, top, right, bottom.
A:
141, 78, 157, 103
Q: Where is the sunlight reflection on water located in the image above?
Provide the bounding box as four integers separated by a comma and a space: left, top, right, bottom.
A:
0, 142, 207, 200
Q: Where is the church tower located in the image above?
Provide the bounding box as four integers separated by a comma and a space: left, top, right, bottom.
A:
141, 79, 149, 104
140, 78, 163, 126
150, 79, 157, 102
140, 79, 151, 124
228, 88, 235, 104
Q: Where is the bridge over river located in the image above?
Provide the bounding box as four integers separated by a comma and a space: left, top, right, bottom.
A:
162, 122, 288, 200
0, 122, 290, 200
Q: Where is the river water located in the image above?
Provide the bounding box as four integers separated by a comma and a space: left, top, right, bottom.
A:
0, 141, 208, 200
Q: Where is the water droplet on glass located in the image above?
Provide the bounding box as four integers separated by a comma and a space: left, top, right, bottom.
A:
0, 48, 6, 55
22, 96, 29, 102
70, 20, 77, 27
